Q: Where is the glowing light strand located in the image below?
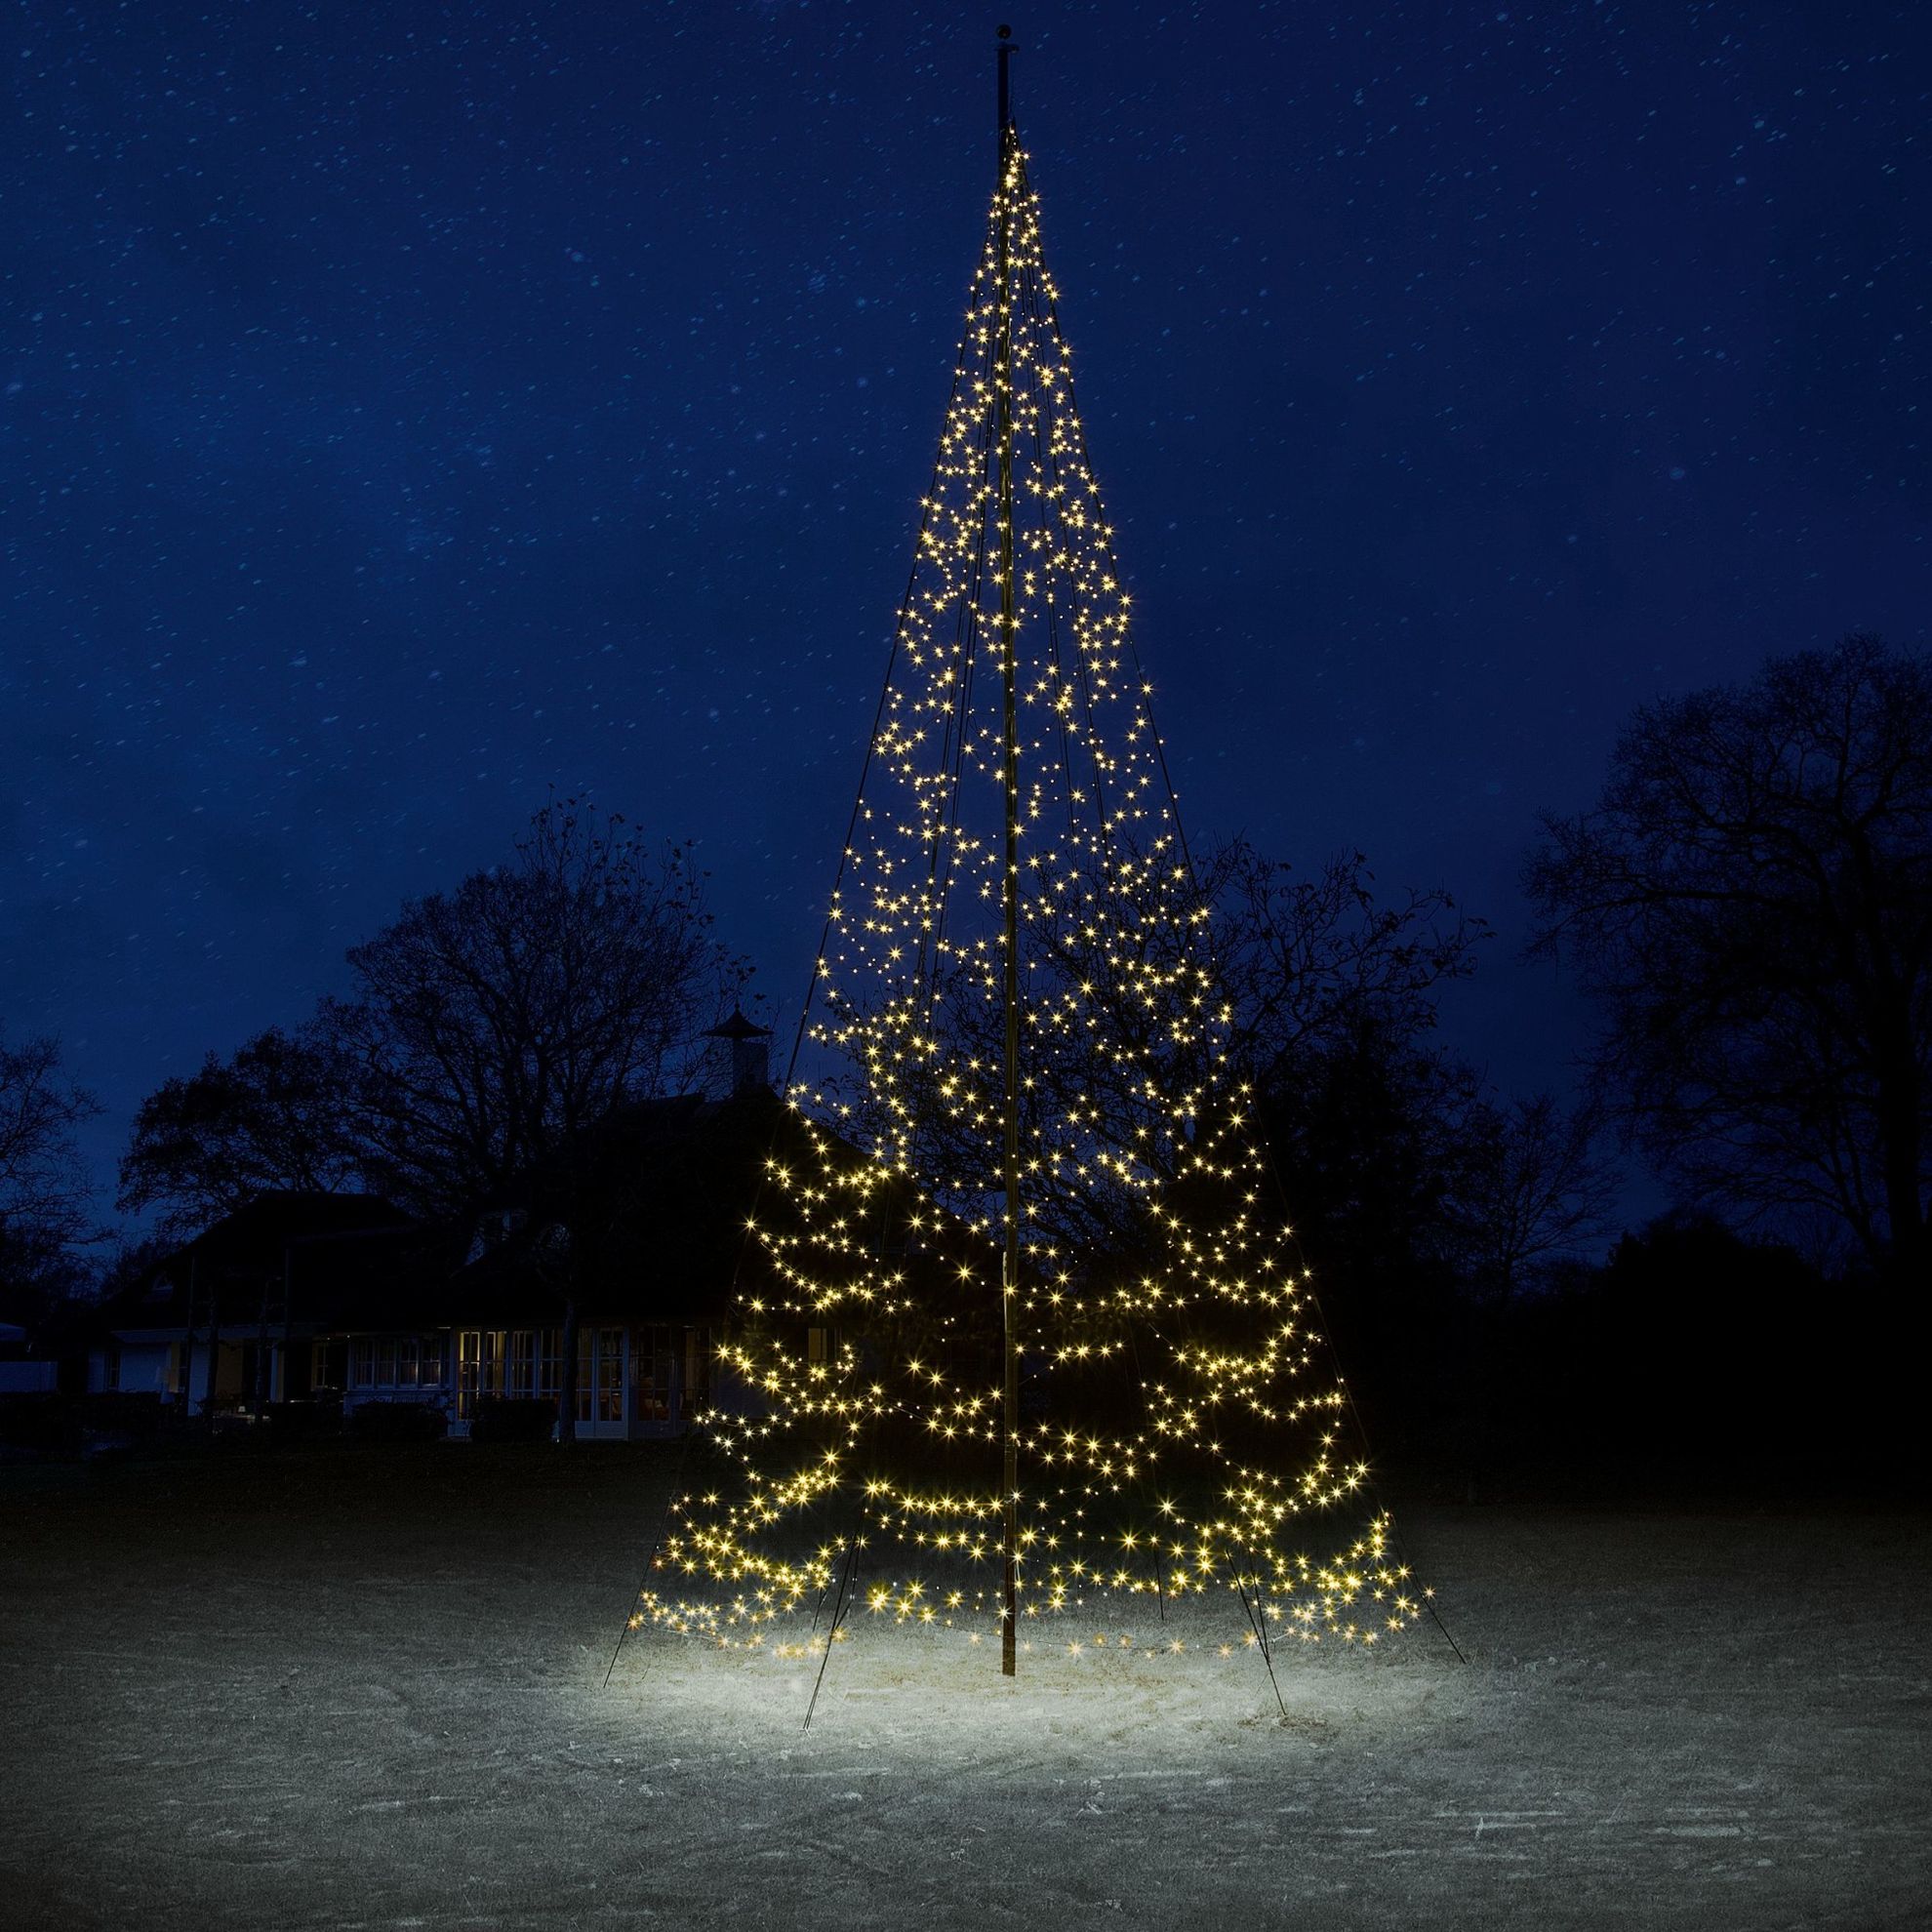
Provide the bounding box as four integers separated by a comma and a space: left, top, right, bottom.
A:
638, 126, 1428, 1670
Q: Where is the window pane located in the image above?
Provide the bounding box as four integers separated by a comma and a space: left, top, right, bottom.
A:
633, 1329, 668, 1422
457, 1330, 480, 1419
508, 1330, 535, 1400
598, 1328, 624, 1423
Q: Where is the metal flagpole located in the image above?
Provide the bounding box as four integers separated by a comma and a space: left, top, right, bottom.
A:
994, 21, 1022, 1681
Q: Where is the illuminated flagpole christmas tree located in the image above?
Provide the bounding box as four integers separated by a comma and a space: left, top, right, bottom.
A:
640, 31, 1428, 1680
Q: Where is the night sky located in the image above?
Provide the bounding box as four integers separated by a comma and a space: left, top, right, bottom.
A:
5, 1, 1926, 1219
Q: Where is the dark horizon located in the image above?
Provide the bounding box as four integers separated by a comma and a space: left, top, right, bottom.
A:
5, 2, 1925, 1227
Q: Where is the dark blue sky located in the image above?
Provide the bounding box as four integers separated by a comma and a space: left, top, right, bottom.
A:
4, 0, 1926, 1221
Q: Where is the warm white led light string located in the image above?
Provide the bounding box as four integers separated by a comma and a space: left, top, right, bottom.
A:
635, 126, 1429, 1678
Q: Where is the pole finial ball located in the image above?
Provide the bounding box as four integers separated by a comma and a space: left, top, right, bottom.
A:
997, 24, 1012, 38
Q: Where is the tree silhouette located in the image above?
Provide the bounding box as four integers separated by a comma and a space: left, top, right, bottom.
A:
0, 1025, 100, 1327
119, 1024, 362, 1233
0, 1026, 98, 1251
118, 800, 745, 1440
1526, 633, 1932, 1292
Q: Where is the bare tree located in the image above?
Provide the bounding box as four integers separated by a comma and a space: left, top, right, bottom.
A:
1448, 1093, 1622, 1300
333, 799, 744, 1439
1526, 633, 1932, 1290
337, 803, 732, 1210
0, 1026, 101, 1325
0, 1027, 99, 1243
1203, 842, 1487, 1088
118, 1024, 365, 1234
1206, 850, 1621, 1320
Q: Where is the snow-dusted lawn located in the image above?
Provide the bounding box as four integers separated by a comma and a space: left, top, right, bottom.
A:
2, 1442, 1926, 1929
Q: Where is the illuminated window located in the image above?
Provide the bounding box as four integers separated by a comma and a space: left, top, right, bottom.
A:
458, 1330, 479, 1419
457, 1330, 505, 1419
507, 1330, 536, 1399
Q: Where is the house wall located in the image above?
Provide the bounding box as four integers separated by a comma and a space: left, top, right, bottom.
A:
197, 1341, 248, 1406
95, 1339, 289, 1407
335, 1331, 453, 1420
442, 1321, 716, 1440
594, 1320, 715, 1441
90, 1322, 727, 1434
93, 1342, 177, 1397
450, 1325, 563, 1435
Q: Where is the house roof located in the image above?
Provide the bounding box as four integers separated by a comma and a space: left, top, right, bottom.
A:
449, 1089, 789, 1325
704, 1006, 772, 1042
291, 1222, 476, 1330
99, 1096, 801, 1340
168, 1191, 416, 1274
94, 1089, 954, 1342
98, 1193, 420, 1338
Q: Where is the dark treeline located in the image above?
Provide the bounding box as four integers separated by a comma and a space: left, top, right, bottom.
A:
1325, 634, 1932, 1493
0, 800, 750, 1443
2, 636, 1927, 1492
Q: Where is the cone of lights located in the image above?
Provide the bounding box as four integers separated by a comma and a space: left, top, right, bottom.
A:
639, 110, 1427, 1673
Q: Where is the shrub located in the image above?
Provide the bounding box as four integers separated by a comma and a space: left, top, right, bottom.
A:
470, 1396, 556, 1444
0, 1394, 77, 1454
263, 1397, 342, 1443
347, 1399, 448, 1444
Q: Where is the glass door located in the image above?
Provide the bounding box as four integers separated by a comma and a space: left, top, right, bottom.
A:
634, 1325, 674, 1424
574, 1326, 628, 1436
597, 1328, 624, 1424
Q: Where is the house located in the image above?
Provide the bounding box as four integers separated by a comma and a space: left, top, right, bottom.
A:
0, 1319, 59, 1395
428, 1083, 783, 1439
90, 1020, 788, 1441
89, 1191, 423, 1413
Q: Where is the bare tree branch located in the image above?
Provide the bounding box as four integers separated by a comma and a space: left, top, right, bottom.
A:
1525, 633, 1932, 1285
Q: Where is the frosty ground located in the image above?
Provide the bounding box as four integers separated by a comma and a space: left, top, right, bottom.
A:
2, 1444, 1926, 1930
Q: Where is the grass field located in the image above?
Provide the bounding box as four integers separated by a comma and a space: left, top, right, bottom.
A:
2, 1441, 1928, 1930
